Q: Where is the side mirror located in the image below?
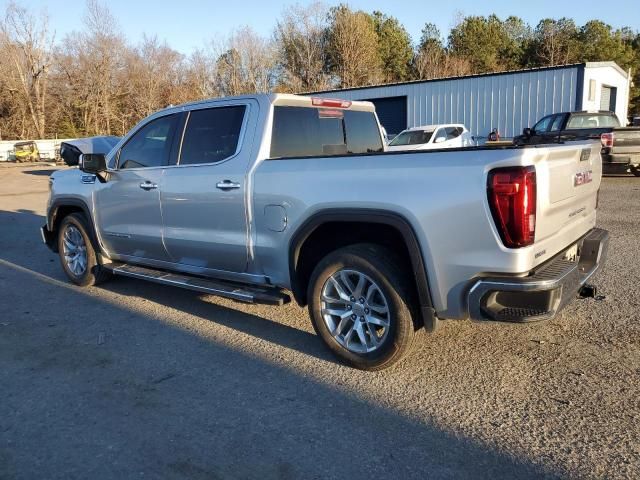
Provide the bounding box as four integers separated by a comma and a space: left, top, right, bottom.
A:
79, 153, 107, 174
434, 136, 446, 144
523, 127, 533, 137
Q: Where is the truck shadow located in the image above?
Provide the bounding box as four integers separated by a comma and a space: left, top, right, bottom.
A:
0, 208, 332, 364
105, 276, 334, 364
3, 209, 574, 478
0, 207, 554, 479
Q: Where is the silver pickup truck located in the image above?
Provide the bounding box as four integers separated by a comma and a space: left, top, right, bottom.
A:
42, 94, 609, 370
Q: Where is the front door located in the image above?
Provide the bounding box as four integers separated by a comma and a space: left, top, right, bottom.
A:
161, 103, 254, 274
95, 113, 181, 261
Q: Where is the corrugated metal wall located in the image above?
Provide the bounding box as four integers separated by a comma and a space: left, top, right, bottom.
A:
314, 66, 580, 138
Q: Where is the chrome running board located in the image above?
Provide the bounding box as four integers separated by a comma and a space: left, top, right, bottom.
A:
105, 263, 290, 306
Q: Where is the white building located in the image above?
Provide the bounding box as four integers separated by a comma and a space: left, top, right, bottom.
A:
310, 62, 631, 139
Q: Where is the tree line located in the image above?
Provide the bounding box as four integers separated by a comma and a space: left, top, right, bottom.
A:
1, 0, 639, 140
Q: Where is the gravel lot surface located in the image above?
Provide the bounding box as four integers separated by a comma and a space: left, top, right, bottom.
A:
0, 164, 638, 479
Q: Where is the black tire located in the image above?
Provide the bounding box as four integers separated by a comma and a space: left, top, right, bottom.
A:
631, 166, 640, 177
307, 244, 418, 371
57, 213, 111, 287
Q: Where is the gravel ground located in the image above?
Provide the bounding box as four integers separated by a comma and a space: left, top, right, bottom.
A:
0, 165, 638, 479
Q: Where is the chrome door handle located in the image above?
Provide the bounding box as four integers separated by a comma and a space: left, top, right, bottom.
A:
216, 180, 241, 190
139, 181, 158, 190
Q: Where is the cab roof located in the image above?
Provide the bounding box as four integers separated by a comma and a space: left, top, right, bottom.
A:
161, 93, 375, 113
404, 124, 466, 132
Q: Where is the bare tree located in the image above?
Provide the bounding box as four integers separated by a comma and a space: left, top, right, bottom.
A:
56, 0, 130, 136
415, 48, 472, 79
0, 1, 54, 138
326, 6, 382, 88
214, 27, 278, 96
183, 48, 220, 100
275, 2, 330, 92
125, 35, 186, 118
414, 23, 472, 80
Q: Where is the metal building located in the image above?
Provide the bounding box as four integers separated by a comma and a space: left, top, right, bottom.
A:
310, 62, 630, 139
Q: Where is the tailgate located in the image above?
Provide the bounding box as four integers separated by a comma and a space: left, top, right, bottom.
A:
532, 141, 601, 248
611, 128, 640, 155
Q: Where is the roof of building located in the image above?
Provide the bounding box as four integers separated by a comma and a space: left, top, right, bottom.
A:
305, 62, 627, 95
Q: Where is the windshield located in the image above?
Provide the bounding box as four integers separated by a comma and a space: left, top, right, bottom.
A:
389, 130, 433, 146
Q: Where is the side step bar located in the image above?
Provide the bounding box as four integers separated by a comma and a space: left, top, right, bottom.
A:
105, 263, 290, 306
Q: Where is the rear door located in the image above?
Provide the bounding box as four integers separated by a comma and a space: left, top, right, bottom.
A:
541, 114, 566, 143
160, 102, 255, 274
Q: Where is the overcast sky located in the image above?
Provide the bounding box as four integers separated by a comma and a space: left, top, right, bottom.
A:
10, 0, 640, 53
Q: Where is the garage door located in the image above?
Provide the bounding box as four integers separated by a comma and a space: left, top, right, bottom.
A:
363, 96, 407, 136
600, 86, 617, 112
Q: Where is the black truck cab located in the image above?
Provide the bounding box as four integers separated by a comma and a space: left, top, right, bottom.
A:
514, 111, 640, 176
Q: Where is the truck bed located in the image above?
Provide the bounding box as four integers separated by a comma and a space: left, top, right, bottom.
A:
253, 141, 602, 319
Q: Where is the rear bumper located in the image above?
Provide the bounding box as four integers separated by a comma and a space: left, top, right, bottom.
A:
468, 228, 609, 322
41, 224, 57, 252
602, 153, 640, 173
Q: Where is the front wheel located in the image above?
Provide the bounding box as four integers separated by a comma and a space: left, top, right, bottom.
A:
631, 166, 640, 177
307, 244, 417, 371
57, 213, 111, 287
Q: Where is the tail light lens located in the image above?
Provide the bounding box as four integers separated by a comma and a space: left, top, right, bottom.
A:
488, 166, 537, 248
311, 97, 352, 108
601, 132, 614, 148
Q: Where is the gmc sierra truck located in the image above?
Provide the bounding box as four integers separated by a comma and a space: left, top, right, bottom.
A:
513, 110, 640, 176
42, 94, 609, 370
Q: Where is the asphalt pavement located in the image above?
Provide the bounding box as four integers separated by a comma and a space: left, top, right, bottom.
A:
0, 165, 638, 479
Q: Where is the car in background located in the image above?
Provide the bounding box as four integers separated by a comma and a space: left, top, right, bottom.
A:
514, 111, 640, 176
386, 124, 475, 151
59, 136, 121, 166
13, 141, 40, 162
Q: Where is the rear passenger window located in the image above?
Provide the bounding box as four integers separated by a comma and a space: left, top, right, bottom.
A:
344, 110, 384, 154
179, 106, 246, 165
270, 106, 383, 158
550, 115, 564, 132
445, 127, 462, 140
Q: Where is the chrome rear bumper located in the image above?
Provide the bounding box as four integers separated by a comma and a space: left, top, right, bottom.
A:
468, 228, 609, 322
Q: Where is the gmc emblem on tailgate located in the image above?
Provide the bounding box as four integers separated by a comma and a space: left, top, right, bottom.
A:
574, 170, 593, 186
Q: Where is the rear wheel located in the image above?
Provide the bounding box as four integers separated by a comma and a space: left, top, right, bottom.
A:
307, 244, 417, 371
57, 213, 111, 287
631, 166, 640, 177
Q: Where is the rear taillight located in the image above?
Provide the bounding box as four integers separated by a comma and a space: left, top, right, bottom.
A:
487, 166, 537, 248
601, 132, 614, 148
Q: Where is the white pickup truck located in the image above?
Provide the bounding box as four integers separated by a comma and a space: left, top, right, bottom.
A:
42, 94, 609, 370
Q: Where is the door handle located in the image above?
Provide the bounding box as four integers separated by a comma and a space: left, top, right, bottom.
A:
139, 181, 158, 190
216, 180, 241, 190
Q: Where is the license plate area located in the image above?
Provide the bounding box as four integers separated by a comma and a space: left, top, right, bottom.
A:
563, 243, 579, 262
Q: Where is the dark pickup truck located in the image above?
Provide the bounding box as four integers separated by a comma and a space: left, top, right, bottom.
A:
514, 111, 640, 176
